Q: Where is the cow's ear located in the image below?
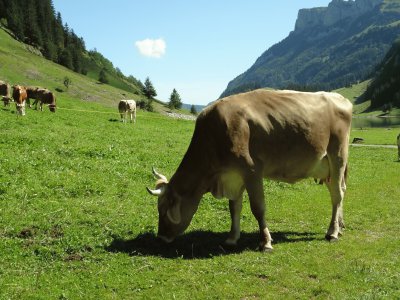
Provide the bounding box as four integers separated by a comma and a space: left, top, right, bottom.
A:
167, 200, 181, 224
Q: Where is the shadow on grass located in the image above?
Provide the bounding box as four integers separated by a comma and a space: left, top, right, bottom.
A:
105, 230, 319, 259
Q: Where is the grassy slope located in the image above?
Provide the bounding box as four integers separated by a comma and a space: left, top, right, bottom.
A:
0, 27, 174, 112
335, 80, 400, 116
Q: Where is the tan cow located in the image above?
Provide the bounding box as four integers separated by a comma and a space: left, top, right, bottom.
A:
0, 80, 12, 107
147, 89, 352, 251
12, 85, 28, 116
118, 100, 136, 123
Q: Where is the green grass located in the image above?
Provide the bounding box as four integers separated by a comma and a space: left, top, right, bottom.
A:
1, 97, 400, 299
351, 128, 400, 145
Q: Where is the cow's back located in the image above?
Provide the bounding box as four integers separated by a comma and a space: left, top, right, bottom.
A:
0, 81, 10, 96
12, 85, 27, 103
197, 89, 352, 182
119, 100, 136, 112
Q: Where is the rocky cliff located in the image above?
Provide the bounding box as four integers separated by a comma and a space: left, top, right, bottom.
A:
295, 0, 383, 30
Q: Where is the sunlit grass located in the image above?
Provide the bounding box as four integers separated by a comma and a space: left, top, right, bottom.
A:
1, 100, 399, 299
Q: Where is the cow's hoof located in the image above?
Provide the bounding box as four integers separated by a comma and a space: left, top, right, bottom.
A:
224, 238, 238, 247
325, 234, 339, 242
259, 243, 273, 252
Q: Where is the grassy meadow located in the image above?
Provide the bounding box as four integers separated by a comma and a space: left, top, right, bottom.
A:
1, 98, 399, 299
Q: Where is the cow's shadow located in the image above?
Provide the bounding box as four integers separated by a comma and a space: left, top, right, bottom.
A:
105, 230, 319, 259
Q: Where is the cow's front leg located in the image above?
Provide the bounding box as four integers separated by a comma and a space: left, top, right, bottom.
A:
225, 196, 243, 246
246, 176, 273, 251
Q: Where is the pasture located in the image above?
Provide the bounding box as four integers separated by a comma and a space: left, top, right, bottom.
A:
1, 99, 399, 299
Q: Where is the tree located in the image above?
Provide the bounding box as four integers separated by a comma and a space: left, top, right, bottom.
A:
168, 88, 182, 109
99, 68, 109, 84
59, 48, 73, 69
190, 104, 197, 115
142, 77, 157, 99
63, 77, 71, 89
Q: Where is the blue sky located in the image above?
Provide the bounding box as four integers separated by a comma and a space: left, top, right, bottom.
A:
52, 1, 332, 105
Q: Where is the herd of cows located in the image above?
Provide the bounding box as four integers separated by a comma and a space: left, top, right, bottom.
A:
2, 79, 399, 250
1, 79, 138, 124
0, 80, 56, 116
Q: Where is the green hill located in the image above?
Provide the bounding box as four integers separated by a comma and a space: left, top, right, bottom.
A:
358, 38, 400, 110
0, 26, 143, 109
221, 0, 400, 98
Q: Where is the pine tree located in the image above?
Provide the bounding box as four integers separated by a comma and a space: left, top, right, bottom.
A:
59, 48, 73, 69
0, 0, 7, 19
190, 104, 197, 115
143, 77, 157, 99
168, 88, 182, 109
99, 68, 109, 84
6, 0, 24, 40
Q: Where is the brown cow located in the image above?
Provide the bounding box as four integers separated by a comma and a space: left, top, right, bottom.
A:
0, 80, 12, 107
12, 85, 28, 116
147, 89, 352, 251
26, 87, 56, 112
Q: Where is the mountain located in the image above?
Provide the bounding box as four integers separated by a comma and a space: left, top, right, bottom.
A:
221, 0, 400, 98
358, 38, 400, 109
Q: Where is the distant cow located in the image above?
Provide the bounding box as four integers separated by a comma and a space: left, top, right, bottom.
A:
26, 86, 41, 108
397, 134, 400, 161
118, 100, 136, 123
0, 80, 12, 107
27, 87, 56, 112
147, 89, 352, 251
12, 85, 28, 116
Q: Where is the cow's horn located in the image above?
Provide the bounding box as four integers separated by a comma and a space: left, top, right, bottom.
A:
146, 187, 164, 196
152, 167, 168, 181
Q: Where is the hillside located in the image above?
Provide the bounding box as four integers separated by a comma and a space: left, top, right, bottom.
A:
0, 26, 143, 108
221, 0, 400, 98
358, 38, 400, 109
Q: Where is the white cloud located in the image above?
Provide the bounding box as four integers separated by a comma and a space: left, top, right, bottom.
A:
135, 38, 166, 58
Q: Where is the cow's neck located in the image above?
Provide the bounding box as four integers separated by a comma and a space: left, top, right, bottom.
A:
169, 145, 212, 201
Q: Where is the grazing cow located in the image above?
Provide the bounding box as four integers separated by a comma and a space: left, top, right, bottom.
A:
147, 89, 352, 251
0, 80, 12, 107
26, 86, 41, 108
118, 100, 136, 123
397, 134, 400, 161
12, 85, 28, 116
27, 87, 56, 112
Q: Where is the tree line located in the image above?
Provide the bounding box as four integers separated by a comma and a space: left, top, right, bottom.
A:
360, 39, 400, 111
0, 0, 87, 74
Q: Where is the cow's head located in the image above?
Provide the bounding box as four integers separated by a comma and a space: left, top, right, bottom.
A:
16, 102, 26, 116
49, 103, 56, 113
147, 167, 192, 243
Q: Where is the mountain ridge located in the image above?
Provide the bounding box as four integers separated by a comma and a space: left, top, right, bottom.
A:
221, 0, 400, 98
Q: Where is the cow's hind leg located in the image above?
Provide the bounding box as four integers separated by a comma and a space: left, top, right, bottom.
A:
246, 175, 273, 251
326, 159, 347, 241
225, 196, 243, 246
